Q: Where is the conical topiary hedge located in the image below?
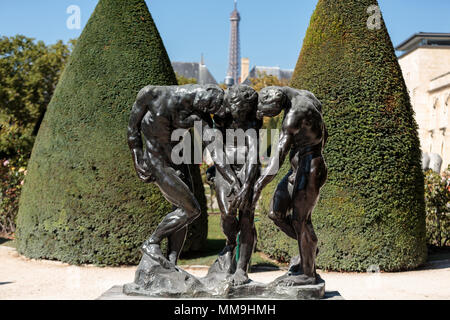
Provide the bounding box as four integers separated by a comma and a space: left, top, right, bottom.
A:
257, 0, 426, 271
16, 0, 207, 265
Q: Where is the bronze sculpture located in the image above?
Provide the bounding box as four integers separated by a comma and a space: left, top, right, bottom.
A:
125, 84, 328, 298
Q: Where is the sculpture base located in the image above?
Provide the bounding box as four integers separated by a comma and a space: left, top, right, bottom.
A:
124, 279, 325, 300
120, 253, 328, 299
123, 252, 206, 298
99, 283, 344, 300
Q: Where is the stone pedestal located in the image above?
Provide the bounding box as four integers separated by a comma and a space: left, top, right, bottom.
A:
99, 283, 344, 300
120, 253, 327, 300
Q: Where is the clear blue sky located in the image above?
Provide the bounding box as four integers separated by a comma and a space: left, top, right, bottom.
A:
1, 0, 449, 83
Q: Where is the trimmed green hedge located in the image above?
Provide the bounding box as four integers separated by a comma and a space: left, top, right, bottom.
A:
16, 0, 207, 265
257, 0, 427, 271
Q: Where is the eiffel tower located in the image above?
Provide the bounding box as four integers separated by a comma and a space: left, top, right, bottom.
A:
225, 0, 241, 87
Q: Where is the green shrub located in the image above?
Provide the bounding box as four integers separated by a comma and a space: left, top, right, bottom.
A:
424, 169, 450, 247
257, 0, 427, 271
16, 0, 206, 265
0, 156, 27, 237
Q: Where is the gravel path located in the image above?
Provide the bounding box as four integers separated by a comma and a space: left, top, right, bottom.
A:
1, 246, 449, 300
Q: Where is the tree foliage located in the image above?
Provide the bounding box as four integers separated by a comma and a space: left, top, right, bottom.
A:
249, 71, 289, 92
0, 36, 75, 159
175, 73, 197, 85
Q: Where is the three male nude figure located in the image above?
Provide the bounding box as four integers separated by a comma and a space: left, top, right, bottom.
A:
128, 84, 327, 286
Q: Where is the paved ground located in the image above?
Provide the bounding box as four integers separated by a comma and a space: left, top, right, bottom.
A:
1, 246, 449, 300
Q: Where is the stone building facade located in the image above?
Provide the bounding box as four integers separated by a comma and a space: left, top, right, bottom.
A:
397, 33, 450, 172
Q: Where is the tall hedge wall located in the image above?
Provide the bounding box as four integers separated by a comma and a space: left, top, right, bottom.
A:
257, 0, 427, 271
16, 0, 207, 265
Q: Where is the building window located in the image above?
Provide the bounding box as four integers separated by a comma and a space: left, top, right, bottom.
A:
433, 97, 439, 109
442, 129, 447, 168
429, 130, 434, 153
430, 97, 439, 131
439, 96, 448, 129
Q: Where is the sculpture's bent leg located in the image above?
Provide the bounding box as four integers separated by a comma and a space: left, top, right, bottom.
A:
142, 166, 201, 267
269, 173, 307, 274
206, 177, 238, 278
217, 182, 239, 250
268, 173, 296, 239
286, 156, 326, 286
167, 165, 193, 265
228, 207, 255, 285
167, 226, 187, 265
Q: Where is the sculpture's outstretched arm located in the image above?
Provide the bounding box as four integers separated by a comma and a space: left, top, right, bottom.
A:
244, 131, 260, 187
251, 128, 292, 209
